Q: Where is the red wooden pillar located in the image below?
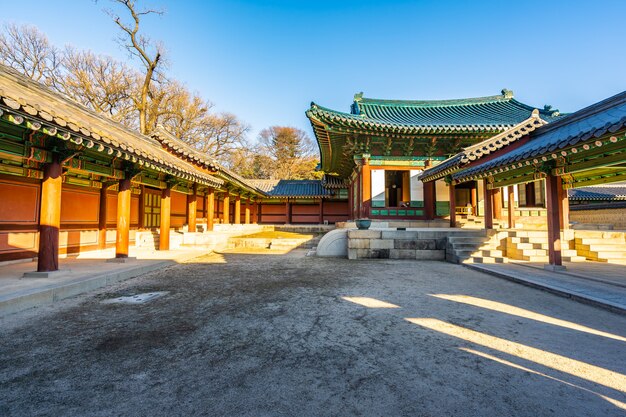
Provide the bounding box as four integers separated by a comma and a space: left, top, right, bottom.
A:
483, 179, 493, 230
235, 195, 241, 224
245, 199, 251, 224
187, 183, 197, 232
545, 174, 563, 268
223, 194, 230, 224
285, 199, 291, 224
159, 187, 171, 250
256, 202, 262, 223
448, 181, 456, 227
558, 182, 570, 230
507, 185, 516, 229
361, 160, 371, 218
471, 182, 478, 216
206, 188, 215, 231
98, 185, 108, 250
115, 178, 132, 258
37, 158, 62, 272
348, 180, 354, 220
319, 198, 324, 224
492, 188, 502, 222
423, 181, 436, 220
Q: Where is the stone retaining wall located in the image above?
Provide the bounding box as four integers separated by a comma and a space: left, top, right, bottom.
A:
347, 229, 448, 260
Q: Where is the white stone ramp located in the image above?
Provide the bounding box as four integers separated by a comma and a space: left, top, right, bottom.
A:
315, 229, 348, 257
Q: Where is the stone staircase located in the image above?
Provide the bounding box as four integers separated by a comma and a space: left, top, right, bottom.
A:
135, 230, 184, 250
575, 233, 626, 264
446, 231, 506, 264
505, 230, 585, 263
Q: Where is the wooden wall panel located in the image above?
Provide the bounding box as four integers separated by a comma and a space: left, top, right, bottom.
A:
60, 187, 99, 224
0, 179, 40, 225
172, 191, 187, 215
106, 193, 118, 224
0, 231, 37, 254
131, 195, 140, 224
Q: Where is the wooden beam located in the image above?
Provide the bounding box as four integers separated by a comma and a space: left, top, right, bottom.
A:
557, 151, 626, 175
115, 178, 132, 258
572, 172, 626, 187
37, 157, 62, 272
159, 187, 171, 250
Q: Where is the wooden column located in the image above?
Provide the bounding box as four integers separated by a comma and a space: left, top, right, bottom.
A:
187, 184, 197, 232
448, 182, 456, 228
206, 188, 215, 231
471, 182, 478, 216
223, 194, 230, 224
98, 185, 108, 250
493, 188, 502, 221
558, 182, 570, 230
483, 179, 493, 230
348, 180, 353, 220
319, 198, 324, 224
115, 177, 132, 258
285, 199, 291, 224
256, 202, 262, 223
37, 157, 62, 272
545, 174, 563, 267
235, 195, 241, 224
159, 187, 171, 250
507, 185, 516, 229
361, 160, 371, 218
245, 199, 251, 224
423, 181, 436, 220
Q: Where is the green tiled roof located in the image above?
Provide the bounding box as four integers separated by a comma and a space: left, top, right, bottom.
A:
307, 90, 563, 178
246, 179, 333, 199
308, 90, 561, 134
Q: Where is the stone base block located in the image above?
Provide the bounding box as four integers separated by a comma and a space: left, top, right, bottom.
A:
544, 264, 566, 271
106, 257, 138, 264
23, 269, 71, 278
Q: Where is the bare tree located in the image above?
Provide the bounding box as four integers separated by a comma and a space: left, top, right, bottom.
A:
61, 47, 138, 126
106, 0, 164, 134
0, 23, 62, 85
254, 126, 320, 179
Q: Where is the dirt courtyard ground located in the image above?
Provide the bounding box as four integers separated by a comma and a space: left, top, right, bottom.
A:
1, 250, 625, 416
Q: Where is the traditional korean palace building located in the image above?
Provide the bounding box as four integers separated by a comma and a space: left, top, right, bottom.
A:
308, 90, 626, 268
306, 90, 561, 221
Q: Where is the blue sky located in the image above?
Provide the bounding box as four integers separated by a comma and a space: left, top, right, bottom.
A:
2, 0, 626, 142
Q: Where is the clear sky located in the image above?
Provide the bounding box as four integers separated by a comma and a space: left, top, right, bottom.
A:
2, 0, 626, 143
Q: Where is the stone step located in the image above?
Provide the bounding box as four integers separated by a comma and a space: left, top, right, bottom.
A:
509, 241, 545, 250
508, 248, 548, 257
464, 256, 508, 264
584, 251, 626, 260
576, 244, 626, 252
508, 236, 549, 244
563, 255, 587, 262
454, 249, 505, 258
575, 238, 626, 245
450, 243, 501, 251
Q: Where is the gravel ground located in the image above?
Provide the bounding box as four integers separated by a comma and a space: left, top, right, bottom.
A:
1, 250, 625, 417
